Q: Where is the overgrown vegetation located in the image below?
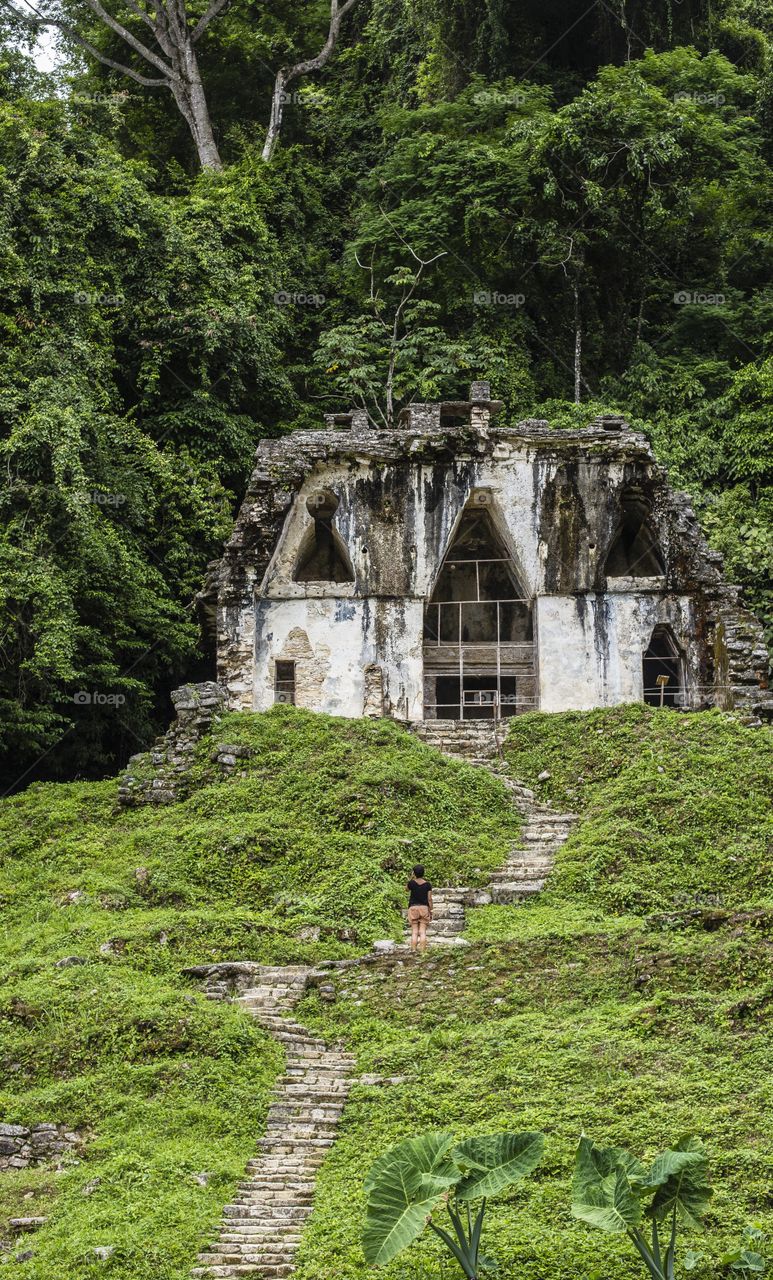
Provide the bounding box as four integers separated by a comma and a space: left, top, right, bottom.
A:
290, 706, 772, 1280
1, 0, 771, 785
0, 707, 518, 1277
0, 706, 770, 1275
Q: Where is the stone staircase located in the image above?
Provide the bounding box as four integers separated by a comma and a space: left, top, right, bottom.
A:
411, 718, 508, 766
409, 800, 576, 945
191, 966, 354, 1279
407, 721, 577, 946
190, 721, 578, 1276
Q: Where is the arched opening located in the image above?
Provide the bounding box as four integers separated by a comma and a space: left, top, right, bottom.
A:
642, 625, 685, 707
423, 504, 535, 719
605, 493, 665, 579
293, 492, 354, 584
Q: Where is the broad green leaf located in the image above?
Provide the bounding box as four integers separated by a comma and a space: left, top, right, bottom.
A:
363, 1132, 461, 1265
571, 1136, 643, 1233
648, 1139, 712, 1228
454, 1131, 545, 1200
729, 1252, 767, 1273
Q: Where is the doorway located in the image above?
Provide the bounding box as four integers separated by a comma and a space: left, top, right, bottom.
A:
642, 626, 684, 707
434, 674, 518, 720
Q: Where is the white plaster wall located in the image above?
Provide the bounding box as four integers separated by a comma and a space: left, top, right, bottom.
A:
253, 597, 424, 720
237, 443, 701, 720
537, 594, 697, 711
262, 452, 636, 602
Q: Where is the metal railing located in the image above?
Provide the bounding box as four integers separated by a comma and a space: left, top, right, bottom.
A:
423, 598, 533, 646
423, 691, 538, 720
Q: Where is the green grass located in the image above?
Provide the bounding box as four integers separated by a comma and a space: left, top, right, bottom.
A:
290, 706, 773, 1280
0, 707, 519, 1278
1, 705, 771, 1279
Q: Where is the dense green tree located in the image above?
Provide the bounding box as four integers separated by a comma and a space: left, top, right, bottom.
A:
0, 95, 291, 787
0, 0, 771, 785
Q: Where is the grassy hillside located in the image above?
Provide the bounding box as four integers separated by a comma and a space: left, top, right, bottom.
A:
0, 708, 518, 1279
0, 705, 771, 1279
293, 707, 773, 1280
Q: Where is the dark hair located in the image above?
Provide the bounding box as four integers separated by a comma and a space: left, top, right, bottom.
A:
413, 864, 425, 878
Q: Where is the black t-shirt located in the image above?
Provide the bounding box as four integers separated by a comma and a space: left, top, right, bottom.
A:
408, 879, 432, 907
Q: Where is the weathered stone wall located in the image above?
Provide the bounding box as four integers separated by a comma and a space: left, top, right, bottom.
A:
201, 403, 770, 721
0, 1123, 83, 1172
118, 681, 228, 807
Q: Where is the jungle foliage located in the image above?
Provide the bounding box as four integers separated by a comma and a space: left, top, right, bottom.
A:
0, 0, 771, 785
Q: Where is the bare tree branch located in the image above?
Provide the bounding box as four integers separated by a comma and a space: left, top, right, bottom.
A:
79, 0, 173, 76
261, 0, 360, 162
190, 0, 229, 42
1, 0, 170, 83
378, 206, 448, 269
0, 0, 227, 168
120, 0, 158, 37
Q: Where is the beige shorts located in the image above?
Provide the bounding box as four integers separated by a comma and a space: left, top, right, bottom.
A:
408, 905, 430, 924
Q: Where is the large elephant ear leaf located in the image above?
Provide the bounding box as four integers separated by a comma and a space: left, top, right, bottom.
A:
454, 1131, 545, 1201
362, 1132, 460, 1266
571, 1136, 643, 1233
648, 1138, 712, 1228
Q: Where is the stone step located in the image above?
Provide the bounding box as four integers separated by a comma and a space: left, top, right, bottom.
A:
267, 1103, 345, 1117
193, 1267, 293, 1277
489, 867, 551, 882
256, 1137, 336, 1151
198, 1250, 298, 1263
217, 1223, 303, 1232
222, 1205, 312, 1221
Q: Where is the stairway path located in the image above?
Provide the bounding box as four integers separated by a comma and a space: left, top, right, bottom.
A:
190, 721, 578, 1276
191, 968, 355, 1279
407, 721, 577, 947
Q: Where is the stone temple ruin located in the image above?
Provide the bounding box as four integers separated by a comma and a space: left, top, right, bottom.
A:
201, 382, 770, 721
119, 382, 771, 803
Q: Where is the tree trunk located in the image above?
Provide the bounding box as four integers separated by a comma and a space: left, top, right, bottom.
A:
262, 69, 290, 163
171, 42, 222, 170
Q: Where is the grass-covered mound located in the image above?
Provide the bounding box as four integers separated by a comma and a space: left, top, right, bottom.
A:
291, 707, 773, 1280
0, 708, 519, 1279
508, 704, 772, 913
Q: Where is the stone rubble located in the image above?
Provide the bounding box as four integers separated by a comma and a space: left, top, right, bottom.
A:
118, 682, 228, 806
0, 1123, 84, 1172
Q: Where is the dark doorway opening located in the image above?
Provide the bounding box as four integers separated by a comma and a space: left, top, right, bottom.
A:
642, 627, 684, 707
605, 494, 665, 578
435, 674, 517, 720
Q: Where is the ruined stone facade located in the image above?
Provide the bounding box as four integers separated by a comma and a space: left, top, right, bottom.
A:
195, 385, 770, 724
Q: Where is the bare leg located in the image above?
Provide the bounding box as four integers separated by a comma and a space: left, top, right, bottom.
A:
418, 918, 428, 952
410, 920, 419, 951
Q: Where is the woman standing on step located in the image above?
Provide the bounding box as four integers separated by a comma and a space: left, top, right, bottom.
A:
407, 865, 433, 953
